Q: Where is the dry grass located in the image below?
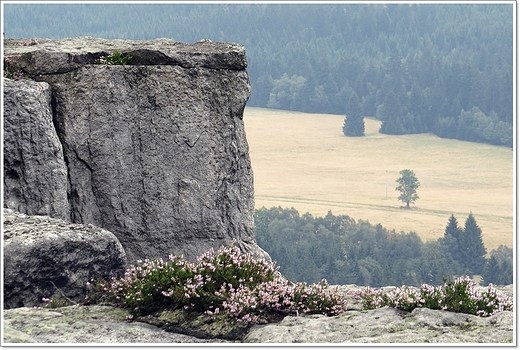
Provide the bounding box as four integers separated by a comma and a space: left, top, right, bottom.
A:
244, 107, 514, 253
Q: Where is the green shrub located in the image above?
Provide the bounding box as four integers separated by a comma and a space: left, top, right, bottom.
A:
356, 276, 513, 317
95, 50, 132, 65
86, 242, 350, 322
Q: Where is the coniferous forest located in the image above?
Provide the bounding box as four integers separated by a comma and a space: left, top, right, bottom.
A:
4, 3, 514, 146
254, 207, 513, 287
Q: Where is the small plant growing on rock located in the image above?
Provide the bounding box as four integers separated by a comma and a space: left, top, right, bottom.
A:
33, 297, 68, 309
95, 50, 132, 65
355, 276, 513, 317
87, 242, 350, 323
3, 56, 24, 80
18, 38, 39, 46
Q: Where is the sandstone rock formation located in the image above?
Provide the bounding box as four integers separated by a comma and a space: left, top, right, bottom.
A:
3, 79, 69, 221
3, 209, 127, 309
3, 37, 267, 263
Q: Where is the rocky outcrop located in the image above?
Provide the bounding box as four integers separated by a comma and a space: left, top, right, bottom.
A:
243, 308, 514, 343
3, 306, 232, 344
3, 209, 127, 309
3, 283, 514, 344
3, 79, 69, 221
3, 37, 267, 263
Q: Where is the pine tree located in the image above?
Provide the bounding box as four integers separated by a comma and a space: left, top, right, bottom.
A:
379, 90, 405, 134
442, 214, 464, 266
342, 92, 365, 136
461, 213, 487, 275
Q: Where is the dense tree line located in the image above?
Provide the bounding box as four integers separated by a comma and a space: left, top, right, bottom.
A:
254, 207, 512, 287
4, 3, 513, 147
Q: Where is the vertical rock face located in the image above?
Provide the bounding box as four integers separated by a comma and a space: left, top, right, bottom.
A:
3, 37, 268, 263
3, 79, 70, 221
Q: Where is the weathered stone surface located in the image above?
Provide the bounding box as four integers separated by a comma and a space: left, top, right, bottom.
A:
3, 302, 514, 344
243, 308, 514, 344
3, 306, 232, 344
3, 209, 127, 309
3, 37, 268, 264
3, 79, 69, 221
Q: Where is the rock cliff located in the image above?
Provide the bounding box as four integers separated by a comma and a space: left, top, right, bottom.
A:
3, 37, 267, 263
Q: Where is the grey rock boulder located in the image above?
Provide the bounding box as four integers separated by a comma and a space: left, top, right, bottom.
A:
3, 209, 127, 309
3, 78, 69, 221
4, 37, 268, 264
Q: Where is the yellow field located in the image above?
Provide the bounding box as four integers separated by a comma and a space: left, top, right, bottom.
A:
243, 107, 514, 253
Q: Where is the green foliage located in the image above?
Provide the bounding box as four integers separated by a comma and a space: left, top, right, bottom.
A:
255, 207, 437, 288
255, 207, 512, 289
356, 276, 513, 317
95, 50, 132, 65
395, 169, 420, 209
87, 242, 350, 322
442, 214, 463, 259
267, 73, 307, 110
482, 245, 513, 285
441, 213, 487, 275
460, 213, 487, 275
342, 92, 365, 136
418, 240, 462, 286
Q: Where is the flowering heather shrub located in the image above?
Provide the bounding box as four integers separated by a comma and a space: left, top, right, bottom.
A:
87, 242, 350, 322
355, 276, 513, 317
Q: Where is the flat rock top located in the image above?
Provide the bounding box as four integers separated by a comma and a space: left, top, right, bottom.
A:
3, 306, 232, 344
4, 36, 247, 74
3, 208, 115, 241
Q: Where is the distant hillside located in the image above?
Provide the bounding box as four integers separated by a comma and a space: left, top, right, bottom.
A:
3, 3, 513, 146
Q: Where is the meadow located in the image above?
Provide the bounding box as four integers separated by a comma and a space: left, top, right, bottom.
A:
243, 107, 514, 253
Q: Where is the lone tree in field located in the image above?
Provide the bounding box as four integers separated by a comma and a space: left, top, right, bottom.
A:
342, 92, 365, 136
395, 169, 420, 209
